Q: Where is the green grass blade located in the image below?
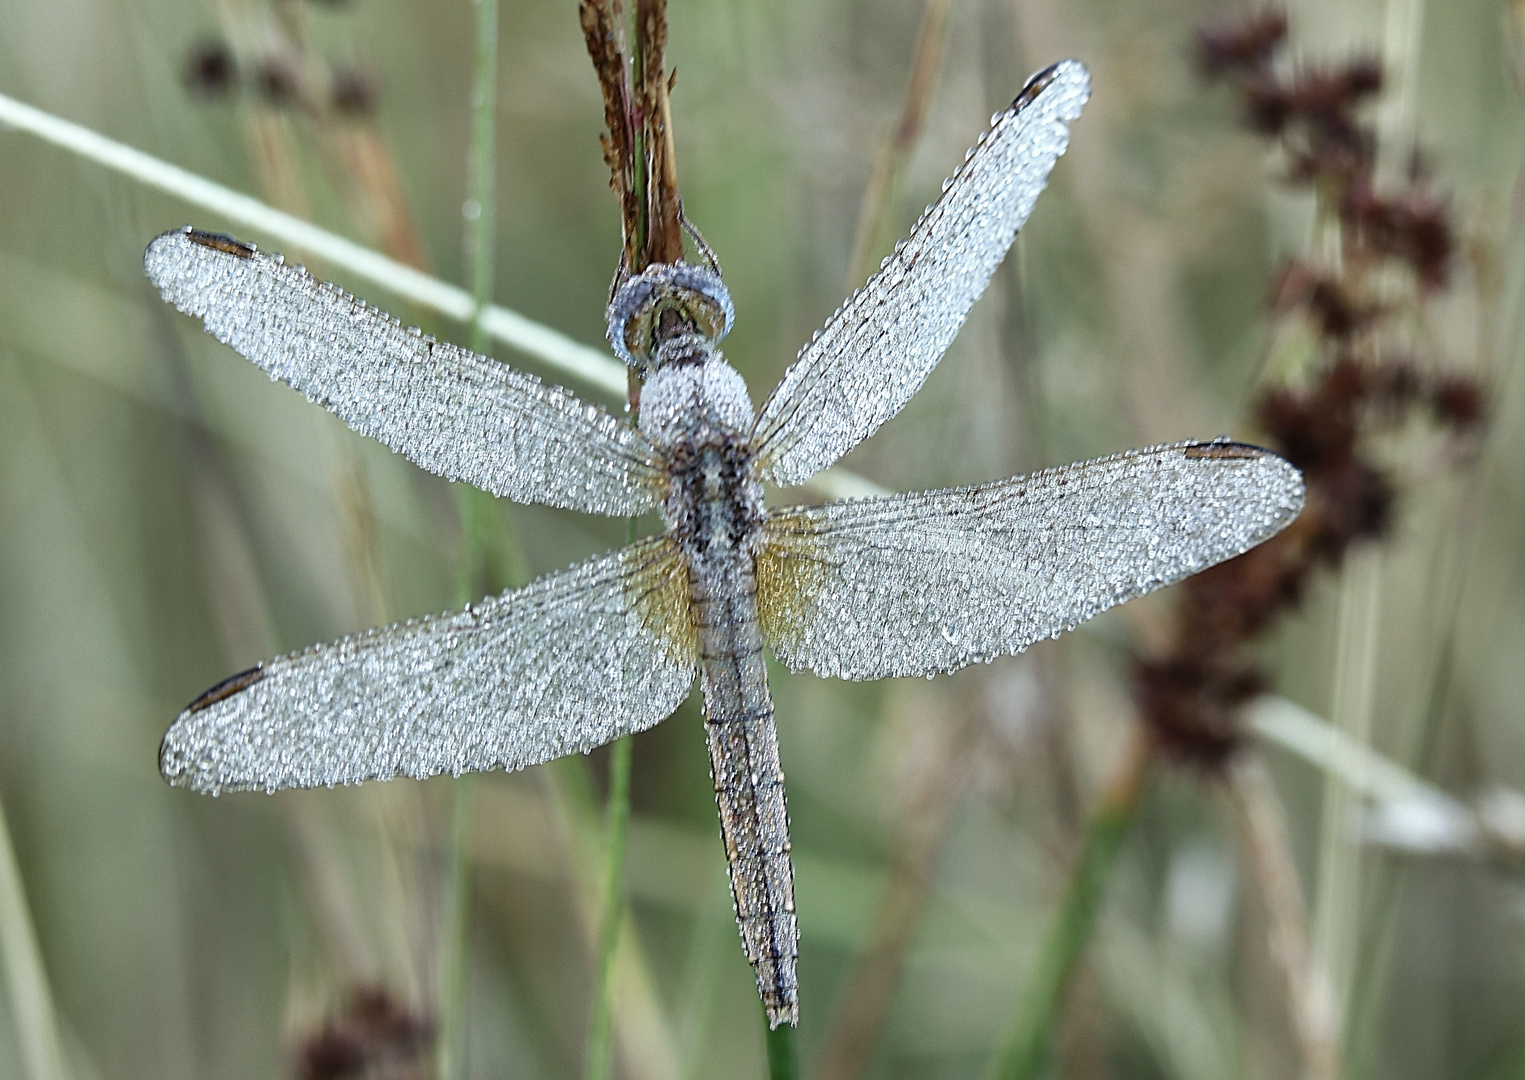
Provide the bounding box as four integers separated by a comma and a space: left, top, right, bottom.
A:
583, 734, 634, 1080
765, 1013, 799, 1080
0, 785, 72, 1080
985, 734, 1154, 1080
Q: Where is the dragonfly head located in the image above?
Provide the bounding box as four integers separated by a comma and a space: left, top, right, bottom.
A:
607, 262, 734, 374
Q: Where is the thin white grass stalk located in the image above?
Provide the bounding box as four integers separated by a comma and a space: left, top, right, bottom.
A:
807, 467, 890, 501
0, 90, 885, 501
0, 786, 72, 1080
0, 89, 623, 397
1311, 549, 1383, 1039
1375, 0, 1428, 188
1247, 696, 1450, 806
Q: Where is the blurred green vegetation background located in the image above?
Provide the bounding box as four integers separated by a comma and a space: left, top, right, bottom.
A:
0, 0, 1523, 1077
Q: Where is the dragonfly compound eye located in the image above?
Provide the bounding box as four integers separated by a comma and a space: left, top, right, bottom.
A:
606, 262, 734, 371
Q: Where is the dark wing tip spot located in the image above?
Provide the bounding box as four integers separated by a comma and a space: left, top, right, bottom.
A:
1010, 65, 1062, 111
184, 228, 257, 258
1010, 58, 1086, 111
1182, 441, 1267, 460
183, 664, 265, 714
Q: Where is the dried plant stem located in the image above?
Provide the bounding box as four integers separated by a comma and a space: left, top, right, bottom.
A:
846, 0, 952, 289
0, 783, 71, 1080
583, 733, 634, 1080
812, 692, 981, 1080
985, 727, 1156, 1080
1312, 550, 1382, 1040
632, 0, 682, 267
1226, 755, 1341, 1080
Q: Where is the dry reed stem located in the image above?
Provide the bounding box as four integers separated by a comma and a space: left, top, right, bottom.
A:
580, 0, 684, 271
845, 0, 953, 289
810, 681, 987, 1080
581, 0, 639, 260
634, 0, 683, 267
1311, 550, 1382, 1040
1226, 755, 1340, 1080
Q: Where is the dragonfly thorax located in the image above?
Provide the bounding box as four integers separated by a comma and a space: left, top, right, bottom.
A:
639, 356, 754, 450
641, 357, 764, 551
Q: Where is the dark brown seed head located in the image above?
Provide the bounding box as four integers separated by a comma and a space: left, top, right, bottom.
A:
1197, 9, 1289, 76
329, 68, 379, 117
184, 40, 237, 98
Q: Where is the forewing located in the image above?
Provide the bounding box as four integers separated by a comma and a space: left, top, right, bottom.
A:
757, 443, 1303, 679
161, 537, 697, 793
145, 228, 664, 516
752, 61, 1090, 487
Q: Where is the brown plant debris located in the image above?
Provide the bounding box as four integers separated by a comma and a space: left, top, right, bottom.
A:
296, 986, 434, 1080
579, 0, 685, 272
184, 39, 238, 98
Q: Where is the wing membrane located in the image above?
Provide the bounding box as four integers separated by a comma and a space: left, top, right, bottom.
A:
752, 61, 1090, 487
145, 228, 663, 516
161, 537, 697, 793
757, 443, 1303, 680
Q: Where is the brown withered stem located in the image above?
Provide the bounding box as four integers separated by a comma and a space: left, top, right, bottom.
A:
580, 0, 685, 274
845, 0, 954, 289
580, 0, 639, 259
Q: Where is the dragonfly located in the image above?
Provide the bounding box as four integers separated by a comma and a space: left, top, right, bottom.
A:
145, 60, 1303, 1028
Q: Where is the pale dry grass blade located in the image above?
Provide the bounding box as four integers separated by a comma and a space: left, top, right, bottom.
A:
1312, 551, 1383, 1041
0, 90, 622, 395
1227, 757, 1340, 1080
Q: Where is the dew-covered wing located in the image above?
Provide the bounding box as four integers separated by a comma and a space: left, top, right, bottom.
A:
145, 228, 663, 517
752, 61, 1090, 487
161, 538, 697, 794
757, 443, 1303, 680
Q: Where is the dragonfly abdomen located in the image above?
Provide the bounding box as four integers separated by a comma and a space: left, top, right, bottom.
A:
690, 557, 799, 1029
643, 347, 796, 1025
